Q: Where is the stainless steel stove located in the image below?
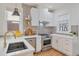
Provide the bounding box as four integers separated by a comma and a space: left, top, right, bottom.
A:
38, 34, 52, 51
38, 20, 52, 51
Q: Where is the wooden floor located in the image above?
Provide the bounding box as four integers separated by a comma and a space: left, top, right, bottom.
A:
34, 49, 65, 56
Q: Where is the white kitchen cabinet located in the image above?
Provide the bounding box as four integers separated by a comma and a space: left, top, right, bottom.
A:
31, 8, 39, 26
24, 35, 42, 52
51, 34, 79, 56
26, 38, 36, 48
46, 12, 55, 26
62, 37, 73, 55
57, 37, 63, 52
36, 36, 41, 52
52, 34, 63, 51
52, 35, 58, 49
39, 9, 56, 26
31, 8, 56, 26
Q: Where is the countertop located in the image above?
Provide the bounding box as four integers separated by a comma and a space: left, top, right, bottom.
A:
51, 34, 78, 39
21, 35, 41, 39
4, 35, 40, 56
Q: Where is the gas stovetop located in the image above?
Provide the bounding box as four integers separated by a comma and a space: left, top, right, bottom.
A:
38, 34, 50, 38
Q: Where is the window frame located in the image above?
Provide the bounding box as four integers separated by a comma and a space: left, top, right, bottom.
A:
56, 13, 71, 33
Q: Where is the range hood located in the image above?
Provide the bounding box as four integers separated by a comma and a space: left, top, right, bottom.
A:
39, 20, 49, 26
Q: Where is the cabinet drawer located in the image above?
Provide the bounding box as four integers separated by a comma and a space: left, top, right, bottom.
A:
63, 39, 72, 48
64, 47, 72, 52
64, 41, 72, 47
64, 46, 72, 51
65, 39, 72, 43
63, 48, 72, 55
63, 42, 72, 50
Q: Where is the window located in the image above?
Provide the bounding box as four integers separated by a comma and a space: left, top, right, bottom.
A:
58, 20, 68, 31
7, 11, 20, 31
57, 13, 71, 33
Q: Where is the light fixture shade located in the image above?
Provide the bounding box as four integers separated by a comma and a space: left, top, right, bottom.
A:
12, 8, 20, 16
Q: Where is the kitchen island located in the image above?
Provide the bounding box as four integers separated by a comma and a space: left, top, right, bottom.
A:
0, 35, 41, 56
4, 37, 35, 56
21, 35, 42, 52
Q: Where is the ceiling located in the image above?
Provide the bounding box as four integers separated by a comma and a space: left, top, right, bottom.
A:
24, 3, 79, 10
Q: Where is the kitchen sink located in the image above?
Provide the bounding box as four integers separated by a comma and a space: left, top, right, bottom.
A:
7, 42, 28, 53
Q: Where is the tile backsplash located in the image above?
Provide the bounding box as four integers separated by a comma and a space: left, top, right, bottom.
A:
32, 25, 79, 35
32, 26, 56, 34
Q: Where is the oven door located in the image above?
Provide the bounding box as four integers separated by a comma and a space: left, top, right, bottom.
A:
43, 39, 51, 46
42, 38, 52, 51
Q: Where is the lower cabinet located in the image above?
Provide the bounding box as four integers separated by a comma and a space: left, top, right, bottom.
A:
25, 36, 42, 52
57, 38, 63, 52
26, 38, 36, 48
51, 34, 79, 56
52, 35, 63, 52
51, 36, 58, 49
36, 36, 41, 52
62, 38, 73, 55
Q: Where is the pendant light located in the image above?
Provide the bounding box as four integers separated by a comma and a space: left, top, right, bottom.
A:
12, 4, 20, 16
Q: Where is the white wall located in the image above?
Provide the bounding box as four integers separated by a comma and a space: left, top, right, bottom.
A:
53, 4, 79, 36
54, 4, 79, 25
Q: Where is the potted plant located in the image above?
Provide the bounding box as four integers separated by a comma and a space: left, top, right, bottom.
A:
70, 31, 77, 36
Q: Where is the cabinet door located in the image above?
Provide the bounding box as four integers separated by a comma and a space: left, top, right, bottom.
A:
36, 36, 41, 52
57, 36, 63, 52
31, 8, 39, 26
52, 35, 58, 49
26, 38, 36, 48
38, 9, 56, 26
46, 13, 55, 26
63, 38, 72, 55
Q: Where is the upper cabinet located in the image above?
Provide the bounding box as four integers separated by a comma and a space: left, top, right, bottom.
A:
30, 8, 56, 26
46, 11, 56, 26
39, 9, 56, 26
31, 8, 39, 26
